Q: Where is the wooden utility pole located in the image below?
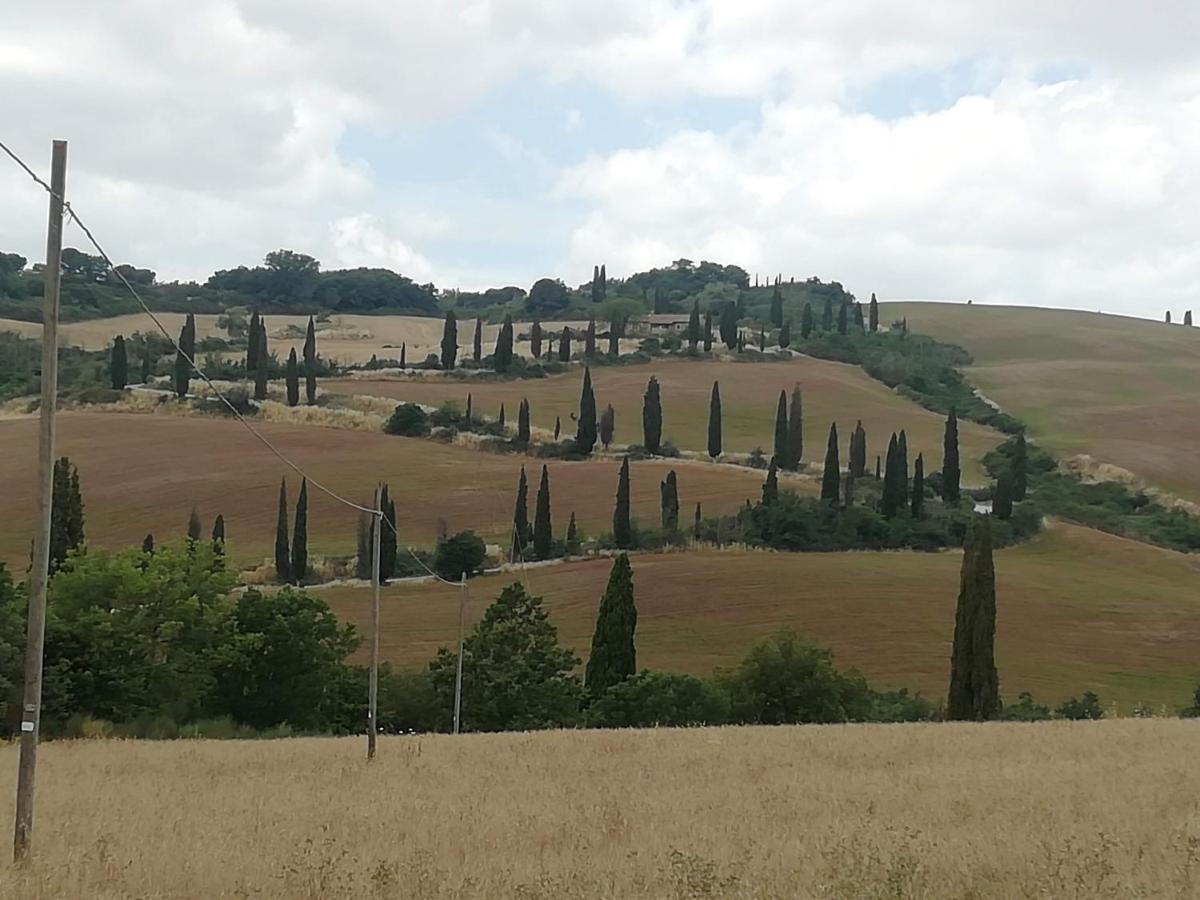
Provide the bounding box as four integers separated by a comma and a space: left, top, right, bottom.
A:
367, 484, 382, 760
13, 139, 67, 864
452, 572, 467, 734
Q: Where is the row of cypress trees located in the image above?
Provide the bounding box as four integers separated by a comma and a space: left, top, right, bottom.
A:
273, 477, 311, 585
511, 464, 563, 561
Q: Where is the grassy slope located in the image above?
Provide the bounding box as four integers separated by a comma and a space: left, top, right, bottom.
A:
323, 356, 1001, 482
0, 412, 778, 568
884, 301, 1200, 502
324, 522, 1200, 710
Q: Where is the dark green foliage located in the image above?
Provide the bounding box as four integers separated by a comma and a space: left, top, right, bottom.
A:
558, 326, 572, 362
1056, 691, 1104, 720
837, 301, 848, 335
911, 453, 925, 519
498, 403, 505, 429
274, 478, 290, 584
303, 316, 317, 405
253, 323, 268, 401
687, 300, 701, 349
440, 311, 458, 370
993, 471, 1014, 519
380, 488, 397, 581
526, 278, 570, 318
822, 297, 833, 331
947, 515, 1000, 721
707, 381, 722, 459
719, 303, 739, 349
694, 502, 703, 539
876, 456, 882, 480
517, 397, 532, 444
466, 393, 473, 423
554, 415, 561, 441
779, 319, 792, 348
534, 465, 553, 559
608, 318, 620, 356
285, 348, 299, 406
512, 467, 530, 558
0, 564, 20, 724
211, 515, 225, 569
850, 420, 867, 477
575, 366, 597, 454
110, 335, 128, 390
881, 433, 902, 518
800, 303, 814, 338
399, 343, 406, 368
246, 310, 261, 370
660, 470, 680, 531
702, 310, 713, 351
291, 479, 308, 583
173, 321, 190, 398
530, 320, 542, 358
786, 384, 803, 469
434, 531, 487, 581
853, 302, 865, 332
494, 314, 515, 372
613, 457, 633, 549
473, 317, 483, 363
773, 390, 789, 469
642, 376, 663, 454
762, 458, 780, 506
589, 671, 730, 728
142, 533, 155, 555
428, 582, 581, 731
599, 403, 615, 449
943, 408, 961, 503
584, 318, 597, 356
1185, 310, 1193, 327
565, 512, 579, 551
586, 554, 637, 694
49, 456, 85, 574
758, 326, 766, 351
384, 402, 430, 437
769, 282, 784, 327
820, 423, 840, 503
187, 507, 203, 545
1012, 432, 1028, 501
355, 512, 372, 580
1001, 691, 1052, 721
869, 293, 879, 332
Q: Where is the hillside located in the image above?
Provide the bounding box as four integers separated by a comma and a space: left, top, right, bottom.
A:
884, 301, 1200, 503
324, 356, 1001, 482
323, 522, 1200, 710
0, 412, 777, 568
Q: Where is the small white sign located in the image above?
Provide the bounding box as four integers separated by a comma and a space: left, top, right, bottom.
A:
20, 721, 34, 733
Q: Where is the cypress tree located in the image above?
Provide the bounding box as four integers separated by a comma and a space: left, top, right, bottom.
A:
837, 301, 848, 335
687, 300, 701, 349
1166, 310, 1172, 324
554, 416, 561, 441
942, 409, 961, 503
608, 318, 620, 357
702, 310, 713, 351
512, 466, 530, 557
211, 514, 225, 570
820, 423, 840, 503
110, 335, 128, 389
660, 469, 680, 532
613, 457, 633, 549
642, 376, 662, 454
254, 324, 268, 401
466, 393, 473, 424
762, 458, 779, 506
142, 533, 155, 555
247, 310, 261, 370
600, 264, 607, 299
498, 403, 506, 429
693, 502, 702, 540
599, 403, 615, 450
285, 348, 300, 406
881, 433, 900, 517
718, 303, 738, 349
993, 472, 1014, 519
494, 314, 515, 372
947, 515, 1000, 721
585, 553, 637, 694
49, 457, 85, 573
707, 381, 722, 459
187, 507, 203, 545
440, 311, 458, 370
786, 384, 803, 468
769, 282, 784, 327
773, 390, 789, 469
822, 297, 833, 331
875, 455, 882, 480
585, 318, 597, 356
355, 511, 372, 580
758, 327, 766, 351
291, 478, 308, 583
800, 303, 814, 338
851, 420, 867, 477
779, 319, 791, 348
531, 320, 543, 358
518, 398, 531, 444
853, 302, 865, 332
380, 486, 397, 581
473, 317, 483, 363
173, 321, 190, 398
592, 265, 601, 302
1012, 433, 1028, 501
275, 477, 290, 584
575, 366, 598, 454
844, 468, 856, 509
558, 326, 572, 362
869, 293, 879, 332
533, 464, 553, 559
399, 342, 406, 368
303, 315, 318, 405
911, 453, 925, 518
897, 429, 909, 497
566, 512, 578, 549
140, 344, 151, 383
1185, 310, 1194, 326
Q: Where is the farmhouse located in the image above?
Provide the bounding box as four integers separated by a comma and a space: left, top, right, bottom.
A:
631, 313, 692, 336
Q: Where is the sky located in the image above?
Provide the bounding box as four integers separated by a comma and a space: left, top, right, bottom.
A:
2, 1, 1200, 317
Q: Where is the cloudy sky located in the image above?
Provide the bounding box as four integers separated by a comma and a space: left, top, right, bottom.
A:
3, 1, 1199, 316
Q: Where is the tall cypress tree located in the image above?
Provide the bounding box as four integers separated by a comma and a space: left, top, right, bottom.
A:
773, 390, 789, 469
800, 302, 814, 338
356, 511, 372, 580
110, 335, 128, 389
585, 553, 637, 694
380, 485, 397, 582
575, 366, 597, 454
254, 324, 269, 401
693, 502, 703, 539
897, 429, 909, 499
465, 393, 473, 423
875, 456, 882, 480
558, 326, 572, 362
534, 464, 552, 559
911, 453, 925, 519
275, 477, 291, 584
48, 457, 85, 574
599, 404, 615, 450
779, 319, 791, 348
707, 381, 722, 459
585, 318, 597, 357
187, 507, 203, 545
881, 432, 900, 517
1185, 310, 1194, 326
769, 281, 784, 327
719, 303, 739, 349
942, 408, 961, 503
947, 515, 1000, 721
762, 458, 780, 506
660, 470, 680, 532
247, 310, 261, 371
292, 478, 308, 583
566, 512, 579, 549
285, 348, 300, 406
608, 318, 620, 357
399, 343, 406, 368
554, 416, 561, 441
592, 265, 601, 302
702, 310, 713, 351
820, 423, 840, 503
303, 315, 318, 405
473, 317, 483, 363
494, 314, 515, 372
613, 456, 633, 549
513, 466, 530, 557
993, 472, 1014, 519
498, 403, 506, 429
1012, 433, 1028, 501
851, 420, 867, 477
786, 384, 803, 468
517, 398, 531, 444
642, 376, 662, 454
869, 293, 879, 332
531, 320, 543, 358
687, 300, 701, 349
440, 311, 458, 370
853, 302, 865, 332
822, 297, 834, 331
173, 321, 190, 398
211, 514, 225, 570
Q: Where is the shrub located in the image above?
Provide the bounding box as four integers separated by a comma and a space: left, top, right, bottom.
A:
589, 671, 730, 728
1056, 691, 1105, 720
1001, 691, 1053, 721
384, 402, 430, 437
434, 531, 488, 581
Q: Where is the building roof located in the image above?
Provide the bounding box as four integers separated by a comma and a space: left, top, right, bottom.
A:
638, 314, 693, 325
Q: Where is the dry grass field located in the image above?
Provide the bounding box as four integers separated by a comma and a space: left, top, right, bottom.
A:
323, 356, 1001, 482
884, 301, 1200, 503
0, 411, 778, 569
324, 522, 1200, 710
3, 721, 1200, 898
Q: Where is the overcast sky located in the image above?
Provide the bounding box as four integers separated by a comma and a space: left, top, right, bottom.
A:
3, 1, 1199, 316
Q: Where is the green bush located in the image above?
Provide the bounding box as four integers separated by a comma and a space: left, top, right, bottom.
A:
589, 671, 730, 728
385, 402, 431, 437
1056, 691, 1105, 720
434, 531, 488, 581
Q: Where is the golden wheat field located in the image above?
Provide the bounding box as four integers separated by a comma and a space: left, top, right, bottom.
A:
2, 721, 1200, 898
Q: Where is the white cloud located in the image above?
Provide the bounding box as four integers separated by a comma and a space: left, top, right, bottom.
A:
329, 214, 436, 282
